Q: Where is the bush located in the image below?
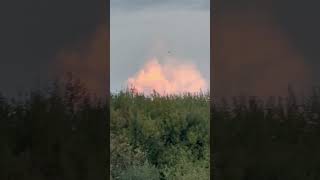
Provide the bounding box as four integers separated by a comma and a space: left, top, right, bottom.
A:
118, 161, 160, 180
162, 146, 209, 180
0, 76, 107, 180
213, 88, 320, 180
110, 90, 210, 179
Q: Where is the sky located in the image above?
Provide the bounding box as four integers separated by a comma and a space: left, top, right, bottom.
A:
213, 0, 320, 98
0, 0, 107, 97
110, 0, 210, 94
2, 0, 320, 98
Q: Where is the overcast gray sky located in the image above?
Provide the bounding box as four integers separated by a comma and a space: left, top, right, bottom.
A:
111, 0, 210, 92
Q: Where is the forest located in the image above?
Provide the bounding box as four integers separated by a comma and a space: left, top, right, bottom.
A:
213, 86, 320, 179
0, 76, 210, 180
110, 89, 210, 179
0, 75, 107, 180
3, 76, 320, 180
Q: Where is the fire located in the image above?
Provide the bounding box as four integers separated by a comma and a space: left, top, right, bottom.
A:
127, 57, 208, 95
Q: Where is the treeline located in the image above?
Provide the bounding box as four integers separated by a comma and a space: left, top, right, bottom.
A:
0, 75, 107, 180
6, 78, 320, 179
213, 87, 320, 180
110, 90, 210, 180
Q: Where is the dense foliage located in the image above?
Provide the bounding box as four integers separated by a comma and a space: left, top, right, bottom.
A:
213, 87, 320, 180
110, 90, 210, 180
0, 76, 107, 180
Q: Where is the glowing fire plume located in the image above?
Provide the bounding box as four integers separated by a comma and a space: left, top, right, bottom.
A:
127, 57, 208, 95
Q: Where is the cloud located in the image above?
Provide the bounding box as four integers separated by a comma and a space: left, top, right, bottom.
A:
54, 24, 108, 97
111, 0, 209, 12
212, 11, 311, 98
215, 0, 320, 84
127, 57, 208, 95
0, 0, 106, 96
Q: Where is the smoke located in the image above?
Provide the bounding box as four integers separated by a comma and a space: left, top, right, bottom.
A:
127, 57, 208, 95
54, 24, 108, 97
0, 0, 106, 97
212, 10, 311, 98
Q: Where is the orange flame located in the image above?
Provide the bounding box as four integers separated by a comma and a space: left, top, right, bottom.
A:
127, 57, 208, 95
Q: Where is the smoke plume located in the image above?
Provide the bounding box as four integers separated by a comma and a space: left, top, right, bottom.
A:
127, 57, 208, 95
54, 24, 108, 97
212, 10, 311, 98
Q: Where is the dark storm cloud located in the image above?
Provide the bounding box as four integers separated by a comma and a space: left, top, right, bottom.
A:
111, 0, 209, 11
0, 0, 107, 96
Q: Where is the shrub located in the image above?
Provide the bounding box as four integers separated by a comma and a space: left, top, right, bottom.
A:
118, 161, 160, 180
